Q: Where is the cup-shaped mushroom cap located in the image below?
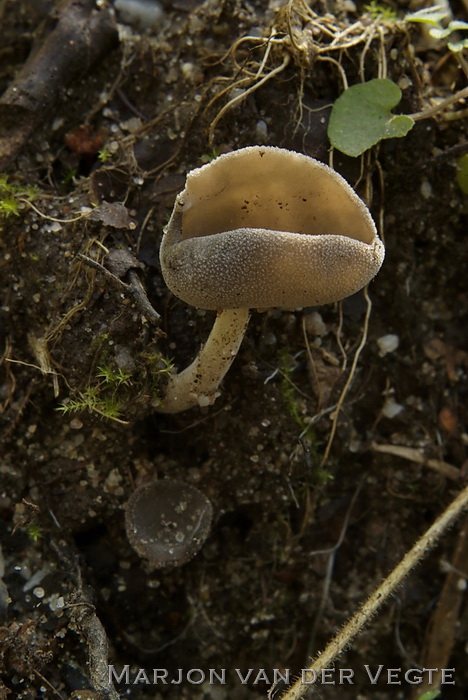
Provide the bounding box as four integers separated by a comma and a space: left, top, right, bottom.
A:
125, 479, 213, 568
160, 146, 384, 310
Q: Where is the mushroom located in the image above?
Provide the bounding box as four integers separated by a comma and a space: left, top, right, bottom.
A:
157, 146, 384, 413
125, 479, 213, 568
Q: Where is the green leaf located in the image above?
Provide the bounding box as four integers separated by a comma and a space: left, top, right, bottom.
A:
328, 79, 415, 157
456, 154, 468, 194
429, 26, 452, 39
449, 20, 468, 31
448, 38, 468, 52
405, 6, 449, 27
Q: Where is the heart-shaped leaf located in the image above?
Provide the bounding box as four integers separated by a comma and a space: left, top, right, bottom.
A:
328, 79, 415, 157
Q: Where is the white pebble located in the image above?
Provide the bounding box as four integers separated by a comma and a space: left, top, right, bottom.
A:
304, 311, 327, 337
420, 179, 432, 199
114, 0, 163, 29
382, 397, 404, 419
256, 120, 268, 143
377, 334, 399, 356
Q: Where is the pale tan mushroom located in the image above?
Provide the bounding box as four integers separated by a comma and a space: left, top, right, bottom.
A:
157, 146, 384, 413
125, 479, 213, 568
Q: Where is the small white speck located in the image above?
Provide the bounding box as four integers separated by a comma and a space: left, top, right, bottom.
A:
382, 397, 404, 419
420, 179, 432, 199
377, 334, 399, 357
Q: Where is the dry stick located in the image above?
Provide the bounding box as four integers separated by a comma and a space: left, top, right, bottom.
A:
277, 482, 468, 700
372, 442, 461, 482
410, 85, 468, 122
77, 253, 162, 325
0, 0, 118, 168
19, 198, 93, 224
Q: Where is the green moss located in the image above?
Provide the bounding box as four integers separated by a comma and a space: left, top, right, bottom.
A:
26, 522, 43, 543
140, 352, 175, 405
57, 351, 176, 421
0, 194, 20, 218
57, 365, 133, 423
364, 1, 397, 22
96, 365, 132, 387
97, 147, 113, 163
0, 174, 38, 219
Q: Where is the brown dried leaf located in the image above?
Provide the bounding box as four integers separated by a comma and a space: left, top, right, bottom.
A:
89, 202, 135, 230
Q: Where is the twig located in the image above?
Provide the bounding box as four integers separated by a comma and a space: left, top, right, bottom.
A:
410, 85, 468, 122
68, 596, 120, 699
0, 0, 118, 168
77, 253, 161, 325
277, 482, 468, 700
32, 670, 65, 699
19, 198, 93, 224
372, 442, 461, 482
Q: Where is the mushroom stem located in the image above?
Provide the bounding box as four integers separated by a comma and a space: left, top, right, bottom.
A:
156, 308, 251, 413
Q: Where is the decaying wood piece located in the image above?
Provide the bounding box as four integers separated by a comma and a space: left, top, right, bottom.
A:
0, 0, 118, 169
410, 515, 468, 698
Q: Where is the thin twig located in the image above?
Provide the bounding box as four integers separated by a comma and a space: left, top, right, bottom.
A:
77, 253, 161, 324
32, 670, 65, 699
19, 198, 93, 223
277, 482, 468, 699
372, 442, 461, 482
410, 85, 468, 121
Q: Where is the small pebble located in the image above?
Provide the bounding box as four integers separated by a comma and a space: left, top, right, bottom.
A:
377, 334, 399, 356
382, 397, 404, 419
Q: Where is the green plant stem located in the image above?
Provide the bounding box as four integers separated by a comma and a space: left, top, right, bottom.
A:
277, 482, 468, 700
91, 406, 128, 425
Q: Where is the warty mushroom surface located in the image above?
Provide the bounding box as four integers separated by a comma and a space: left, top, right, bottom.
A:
156, 146, 385, 413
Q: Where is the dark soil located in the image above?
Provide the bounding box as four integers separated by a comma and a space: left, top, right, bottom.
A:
1, 1, 467, 699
